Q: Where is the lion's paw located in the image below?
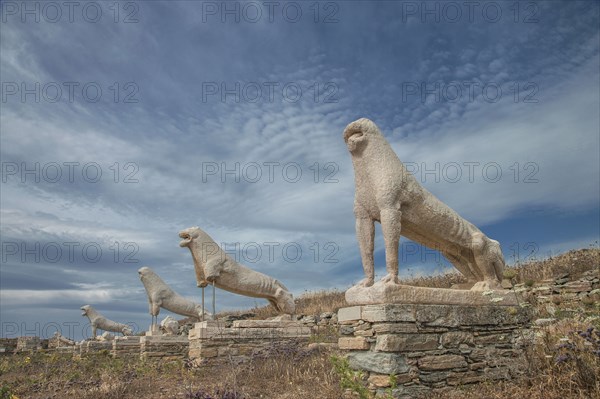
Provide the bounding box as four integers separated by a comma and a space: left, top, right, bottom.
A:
357, 277, 374, 287
470, 280, 502, 292
380, 273, 400, 285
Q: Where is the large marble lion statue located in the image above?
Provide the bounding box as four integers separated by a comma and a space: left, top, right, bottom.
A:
80, 305, 133, 338
138, 266, 211, 326
343, 118, 505, 291
178, 226, 296, 314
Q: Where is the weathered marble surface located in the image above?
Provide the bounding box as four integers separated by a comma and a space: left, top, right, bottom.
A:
179, 226, 295, 314
343, 118, 505, 293
160, 316, 180, 335
346, 281, 519, 306
81, 305, 133, 338
138, 266, 210, 325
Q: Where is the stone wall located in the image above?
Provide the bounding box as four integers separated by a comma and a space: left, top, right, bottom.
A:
81, 340, 113, 355
140, 335, 189, 361
518, 269, 599, 304
16, 336, 41, 352
337, 303, 531, 398
188, 319, 313, 366
0, 338, 18, 354
111, 336, 142, 358
48, 334, 76, 349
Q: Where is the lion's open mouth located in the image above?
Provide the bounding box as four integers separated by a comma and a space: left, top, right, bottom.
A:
80, 307, 87, 316
179, 232, 192, 247
344, 128, 365, 152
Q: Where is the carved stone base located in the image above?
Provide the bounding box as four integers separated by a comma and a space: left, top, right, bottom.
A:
140, 335, 189, 361
188, 319, 312, 366
111, 336, 142, 358
346, 281, 519, 306
337, 303, 532, 396
145, 324, 162, 336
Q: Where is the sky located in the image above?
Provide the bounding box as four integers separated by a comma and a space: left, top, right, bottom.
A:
1, 0, 599, 341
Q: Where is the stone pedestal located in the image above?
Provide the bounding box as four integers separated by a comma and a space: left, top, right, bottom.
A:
337, 303, 531, 397
145, 324, 162, 336
111, 336, 142, 358
345, 282, 519, 306
140, 335, 188, 361
188, 319, 312, 366
16, 336, 41, 352
80, 340, 112, 355
0, 338, 18, 354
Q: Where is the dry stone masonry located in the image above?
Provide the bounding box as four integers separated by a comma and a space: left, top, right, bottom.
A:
188, 319, 312, 366
337, 303, 531, 396
140, 335, 189, 362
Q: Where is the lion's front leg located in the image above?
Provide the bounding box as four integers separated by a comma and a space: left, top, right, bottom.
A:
204, 257, 224, 284
380, 208, 401, 285
355, 216, 375, 287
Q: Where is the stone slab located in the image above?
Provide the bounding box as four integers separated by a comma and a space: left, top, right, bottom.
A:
231, 320, 305, 328
338, 306, 362, 322
339, 337, 370, 350
375, 334, 439, 352
346, 281, 519, 306
347, 351, 410, 375
338, 304, 529, 327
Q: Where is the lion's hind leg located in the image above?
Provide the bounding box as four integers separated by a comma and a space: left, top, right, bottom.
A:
470, 233, 503, 291
443, 251, 480, 283
272, 287, 295, 315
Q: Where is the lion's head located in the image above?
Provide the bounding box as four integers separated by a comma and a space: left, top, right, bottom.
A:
343, 118, 383, 154
138, 266, 159, 284
81, 305, 91, 317
178, 226, 202, 248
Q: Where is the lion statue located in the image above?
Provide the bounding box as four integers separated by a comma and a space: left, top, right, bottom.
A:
138, 266, 211, 326
343, 118, 505, 291
178, 226, 296, 314
80, 305, 133, 338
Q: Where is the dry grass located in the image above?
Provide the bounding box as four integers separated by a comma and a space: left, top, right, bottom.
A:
0, 346, 342, 399
509, 247, 599, 284
401, 247, 600, 290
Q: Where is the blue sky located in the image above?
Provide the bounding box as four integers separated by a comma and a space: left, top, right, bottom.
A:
1, 1, 599, 341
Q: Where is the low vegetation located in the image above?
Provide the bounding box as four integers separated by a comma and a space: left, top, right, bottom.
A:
0, 247, 598, 398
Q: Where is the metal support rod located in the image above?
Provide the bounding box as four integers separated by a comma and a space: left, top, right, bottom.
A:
212, 281, 216, 317
201, 286, 205, 322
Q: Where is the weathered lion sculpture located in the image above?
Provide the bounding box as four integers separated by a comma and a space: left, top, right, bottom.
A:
344, 118, 505, 291
80, 305, 133, 338
178, 226, 296, 314
138, 266, 210, 325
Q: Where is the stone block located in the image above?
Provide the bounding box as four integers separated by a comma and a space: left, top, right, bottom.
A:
440, 331, 474, 348
418, 354, 467, 371
338, 306, 362, 322
419, 371, 449, 383
339, 337, 370, 350
232, 320, 304, 328
375, 334, 439, 352
447, 371, 485, 385
347, 352, 410, 374
368, 374, 392, 387
372, 323, 418, 334
361, 305, 416, 323
346, 282, 519, 307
